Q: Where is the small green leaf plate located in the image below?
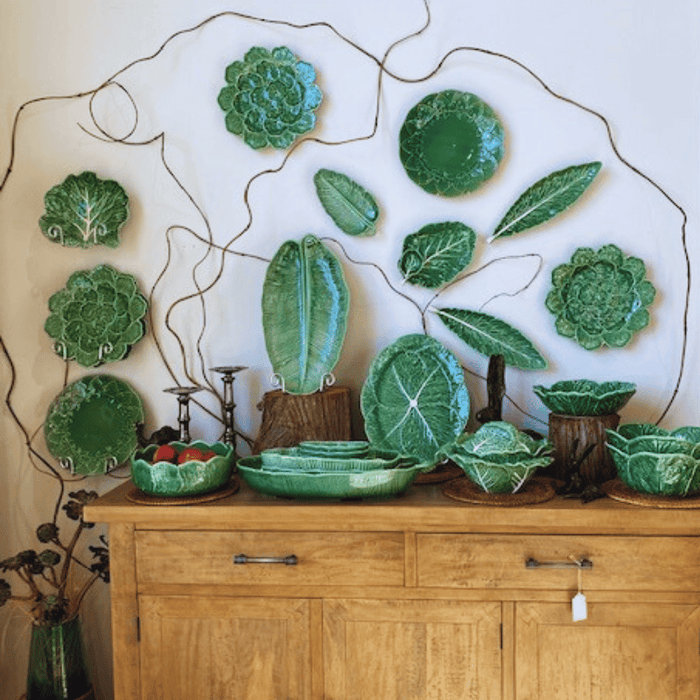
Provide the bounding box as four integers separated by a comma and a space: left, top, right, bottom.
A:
314, 169, 379, 236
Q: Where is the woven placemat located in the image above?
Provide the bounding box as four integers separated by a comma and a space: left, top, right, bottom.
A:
601, 479, 700, 509
415, 462, 463, 485
442, 476, 555, 506
126, 477, 240, 506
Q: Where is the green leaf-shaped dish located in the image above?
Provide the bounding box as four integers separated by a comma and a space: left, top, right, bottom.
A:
545, 244, 656, 350
490, 162, 602, 241
39, 171, 130, 249
398, 221, 477, 289
360, 334, 470, 462
314, 169, 379, 236
399, 90, 504, 197
44, 375, 145, 475
218, 46, 323, 150
533, 379, 636, 416
259, 445, 410, 473
433, 307, 547, 370
262, 235, 349, 394
44, 264, 148, 368
130, 441, 234, 497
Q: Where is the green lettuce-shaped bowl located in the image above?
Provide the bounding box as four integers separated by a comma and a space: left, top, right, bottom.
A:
130, 441, 233, 497
605, 424, 700, 496
533, 379, 636, 416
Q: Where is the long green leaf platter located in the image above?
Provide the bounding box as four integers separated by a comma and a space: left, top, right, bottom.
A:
262, 235, 349, 395
314, 168, 379, 236
360, 333, 470, 463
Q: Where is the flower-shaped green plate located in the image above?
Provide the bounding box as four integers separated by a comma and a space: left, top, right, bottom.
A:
44, 264, 148, 368
399, 89, 505, 197
533, 379, 636, 416
217, 46, 323, 150
545, 244, 656, 350
360, 334, 470, 463
39, 171, 130, 249
130, 441, 234, 497
44, 375, 145, 475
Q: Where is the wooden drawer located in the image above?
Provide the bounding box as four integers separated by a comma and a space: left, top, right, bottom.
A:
135, 530, 405, 586
416, 534, 700, 591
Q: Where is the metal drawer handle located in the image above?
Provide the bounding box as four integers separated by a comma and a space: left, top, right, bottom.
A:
233, 553, 298, 566
525, 557, 593, 570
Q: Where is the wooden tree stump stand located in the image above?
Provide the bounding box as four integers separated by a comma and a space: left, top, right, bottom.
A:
253, 385, 353, 454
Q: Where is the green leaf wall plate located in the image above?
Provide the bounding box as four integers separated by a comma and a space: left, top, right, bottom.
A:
39, 171, 130, 249
399, 90, 505, 197
490, 162, 602, 241
44, 374, 145, 475
360, 333, 470, 462
44, 264, 148, 368
262, 234, 349, 394
433, 307, 547, 370
533, 379, 636, 416
398, 221, 477, 289
545, 244, 656, 350
217, 46, 323, 150
314, 169, 379, 236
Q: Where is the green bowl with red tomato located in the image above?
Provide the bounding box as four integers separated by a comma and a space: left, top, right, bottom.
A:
130, 440, 234, 496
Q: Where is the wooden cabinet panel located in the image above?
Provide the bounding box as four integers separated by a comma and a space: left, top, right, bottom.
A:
515, 602, 700, 700
417, 534, 700, 591
323, 598, 502, 700
139, 595, 312, 700
136, 530, 405, 587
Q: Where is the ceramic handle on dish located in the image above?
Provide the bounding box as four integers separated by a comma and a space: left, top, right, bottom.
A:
233, 554, 298, 566
525, 557, 593, 569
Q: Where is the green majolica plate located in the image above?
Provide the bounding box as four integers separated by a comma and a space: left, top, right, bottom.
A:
238, 456, 424, 499
399, 89, 504, 197
39, 171, 130, 249
44, 264, 148, 368
44, 375, 144, 475
533, 379, 636, 416
360, 334, 470, 463
259, 445, 411, 473
545, 244, 656, 350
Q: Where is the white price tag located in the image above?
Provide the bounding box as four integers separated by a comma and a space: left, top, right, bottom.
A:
571, 592, 587, 622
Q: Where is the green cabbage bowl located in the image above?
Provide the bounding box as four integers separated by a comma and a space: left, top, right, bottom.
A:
130, 440, 234, 497
533, 379, 636, 416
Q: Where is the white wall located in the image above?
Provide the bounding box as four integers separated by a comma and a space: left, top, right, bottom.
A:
1, 1, 697, 697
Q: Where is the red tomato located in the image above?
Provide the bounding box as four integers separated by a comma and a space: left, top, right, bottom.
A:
177, 447, 207, 464
152, 444, 178, 463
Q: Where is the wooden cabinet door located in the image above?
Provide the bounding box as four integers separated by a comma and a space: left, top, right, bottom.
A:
139, 595, 312, 700
515, 602, 700, 700
324, 598, 502, 700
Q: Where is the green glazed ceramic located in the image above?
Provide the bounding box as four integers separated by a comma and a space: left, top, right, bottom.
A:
238, 456, 424, 499
451, 455, 551, 494
130, 441, 234, 497
44, 375, 144, 475
399, 89, 504, 197
217, 46, 322, 150
533, 379, 636, 416
39, 171, 130, 249
545, 244, 656, 350
297, 441, 370, 458
259, 445, 409, 473
44, 263, 148, 368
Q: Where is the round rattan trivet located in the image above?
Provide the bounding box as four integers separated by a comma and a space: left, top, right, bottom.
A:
601, 479, 700, 509
126, 476, 239, 506
442, 476, 555, 506
415, 462, 463, 485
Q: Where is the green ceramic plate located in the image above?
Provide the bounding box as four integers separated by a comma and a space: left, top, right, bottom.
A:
130, 441, 234, 497
238, 456, 424, 499
44, 375, 144, 475
297, 440, 370, 458
533, 379, 636, 416
259, 445, 410, 472
360, 334, 470, 463
399, 89, 505, 197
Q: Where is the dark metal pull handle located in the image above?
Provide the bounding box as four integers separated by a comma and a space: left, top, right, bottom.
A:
525, 557, 593, 570
233, 553, 298, 566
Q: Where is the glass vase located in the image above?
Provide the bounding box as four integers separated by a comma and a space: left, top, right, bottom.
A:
26, 615, 94, 700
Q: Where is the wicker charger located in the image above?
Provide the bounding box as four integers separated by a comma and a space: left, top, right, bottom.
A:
601, 479, 700, 509
415, 462, 463, 485
442, 476, 555, 506
126, 476, 240, 506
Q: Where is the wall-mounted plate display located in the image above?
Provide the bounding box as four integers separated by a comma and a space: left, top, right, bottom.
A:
44, 264, 148, 368
399, 89, 504, 197
360, 333, 470, 463
545, 244, 656, 350
44, 374, 145, 475
39, 171, 130, 249
217, 46, 323, 150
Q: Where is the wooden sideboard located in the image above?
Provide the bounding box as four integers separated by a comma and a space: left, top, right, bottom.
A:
85, 479, 700, 700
